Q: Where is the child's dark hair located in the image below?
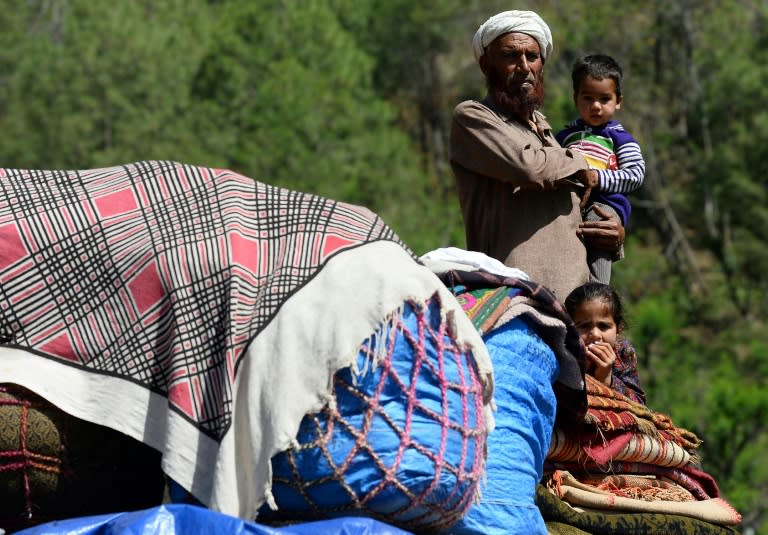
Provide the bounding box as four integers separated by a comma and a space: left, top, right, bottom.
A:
571, 54, 624, 98
564, 282, 627, 331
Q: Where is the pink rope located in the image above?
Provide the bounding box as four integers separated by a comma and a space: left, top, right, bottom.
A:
20, 400, 33, 519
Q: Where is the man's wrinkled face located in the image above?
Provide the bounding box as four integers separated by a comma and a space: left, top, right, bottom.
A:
480, 32, 545, 116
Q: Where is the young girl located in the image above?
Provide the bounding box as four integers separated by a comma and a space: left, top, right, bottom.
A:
564, 282, 646, 404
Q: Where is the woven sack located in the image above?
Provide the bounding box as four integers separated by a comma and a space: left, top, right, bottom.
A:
0, 384, 165, 532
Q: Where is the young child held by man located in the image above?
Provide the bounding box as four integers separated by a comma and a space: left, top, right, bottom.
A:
564, 282, 646, 405
556, 54, 645, 285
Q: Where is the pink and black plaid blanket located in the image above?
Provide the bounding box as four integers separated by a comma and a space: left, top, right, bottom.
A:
0, 161, 491, 519
0, 160, 402, 437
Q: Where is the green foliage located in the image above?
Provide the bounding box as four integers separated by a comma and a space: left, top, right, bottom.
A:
184, 0, 447, 250
697, 363, 767, 524
677, 3, 768, 320
0, 0, 214, 168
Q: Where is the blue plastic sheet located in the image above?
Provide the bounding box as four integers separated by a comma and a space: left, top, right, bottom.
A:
447, 318, 558, 535
15, 504, 412, 535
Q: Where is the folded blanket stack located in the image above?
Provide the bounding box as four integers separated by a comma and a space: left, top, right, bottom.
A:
543, 375, 741, 527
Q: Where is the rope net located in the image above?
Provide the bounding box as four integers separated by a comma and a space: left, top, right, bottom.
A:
264, 297, 488, 531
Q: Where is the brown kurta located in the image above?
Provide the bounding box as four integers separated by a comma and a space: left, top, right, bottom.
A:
450, 98, 590, 300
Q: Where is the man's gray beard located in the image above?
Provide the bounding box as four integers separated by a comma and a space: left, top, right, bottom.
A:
486, 71, 545, 120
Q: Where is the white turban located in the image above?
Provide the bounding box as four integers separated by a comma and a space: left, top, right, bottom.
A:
472, 10, 553, 62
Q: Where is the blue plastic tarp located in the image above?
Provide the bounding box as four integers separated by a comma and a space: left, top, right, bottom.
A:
15, 504, 413, 535
448, 317, 558, 535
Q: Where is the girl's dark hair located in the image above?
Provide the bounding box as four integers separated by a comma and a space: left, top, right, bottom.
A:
564, 282, 627, 331
571, 54, 623, 98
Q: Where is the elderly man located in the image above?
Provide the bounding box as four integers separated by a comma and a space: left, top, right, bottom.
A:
450, 10, 624, 300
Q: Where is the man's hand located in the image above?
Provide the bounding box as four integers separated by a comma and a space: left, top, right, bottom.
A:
577, 205, 625, 254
